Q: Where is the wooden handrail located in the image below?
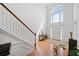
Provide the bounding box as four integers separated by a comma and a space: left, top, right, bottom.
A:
0, 3, 36, 36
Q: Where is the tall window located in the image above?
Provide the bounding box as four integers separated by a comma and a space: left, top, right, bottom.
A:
50, 5, 64, 40
53, 13, 59, 23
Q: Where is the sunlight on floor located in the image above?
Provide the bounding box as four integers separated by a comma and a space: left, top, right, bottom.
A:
27, 39, 68, 56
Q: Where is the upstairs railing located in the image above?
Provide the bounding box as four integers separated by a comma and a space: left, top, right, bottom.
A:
0, 3, 36, 47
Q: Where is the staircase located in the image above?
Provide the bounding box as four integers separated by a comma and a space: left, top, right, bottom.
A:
0, 3, 36, 56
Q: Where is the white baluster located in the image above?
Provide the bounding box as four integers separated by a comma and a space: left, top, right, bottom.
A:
0, 5, 2, 28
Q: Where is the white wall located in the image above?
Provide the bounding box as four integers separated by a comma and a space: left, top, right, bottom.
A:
64, 3, 74, 42
73, 4, 79, 48
77, 5, 79, 48
4, 3, 47, 33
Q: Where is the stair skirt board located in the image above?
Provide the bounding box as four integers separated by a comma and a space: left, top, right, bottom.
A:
0, 28, 34, 56
10, 43, 34, 56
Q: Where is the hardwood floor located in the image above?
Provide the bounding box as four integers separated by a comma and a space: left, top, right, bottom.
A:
27, 39, 68, 56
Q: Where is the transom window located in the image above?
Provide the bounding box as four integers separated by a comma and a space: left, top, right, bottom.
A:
50, 5, 64, 23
